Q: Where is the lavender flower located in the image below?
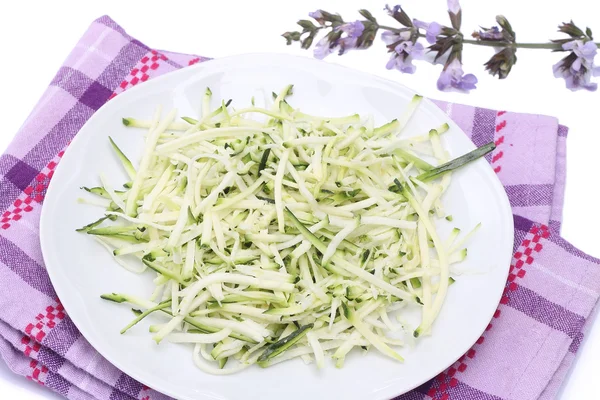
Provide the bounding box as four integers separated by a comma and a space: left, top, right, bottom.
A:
386, 41, 425, 73
437, 58, 478, 92
313, 37, 334, 59
381, 27, 423, 73
553, 40, 600, 91
337, 20, 365, 54
313, 20, 365, 59
565, 40, 598, 71
413, 19, 443, 44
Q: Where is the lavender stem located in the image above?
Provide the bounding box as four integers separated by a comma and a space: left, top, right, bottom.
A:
378, 25, 403, 32
462, 39, 565, 49
376, 25, 600, 50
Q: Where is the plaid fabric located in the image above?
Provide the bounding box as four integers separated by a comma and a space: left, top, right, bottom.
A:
0, 15, 597, 400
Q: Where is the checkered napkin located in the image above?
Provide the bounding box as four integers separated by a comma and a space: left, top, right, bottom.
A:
0, 15, 597, 400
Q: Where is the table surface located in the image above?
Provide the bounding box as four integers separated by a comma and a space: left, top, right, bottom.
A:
0, 1, 598, 398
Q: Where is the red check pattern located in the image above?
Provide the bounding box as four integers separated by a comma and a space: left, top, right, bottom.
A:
492, 110, 507, 175
27, 359, 49, 386
1, 149, 65, 230
22, 300, 66, 347
109, 50, 169, 100
20, 299, 66, 385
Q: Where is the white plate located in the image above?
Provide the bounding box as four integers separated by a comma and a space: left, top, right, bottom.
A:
40, 53, 513, 400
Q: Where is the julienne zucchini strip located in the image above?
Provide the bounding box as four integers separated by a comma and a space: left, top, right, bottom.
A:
78, 86, 488, 373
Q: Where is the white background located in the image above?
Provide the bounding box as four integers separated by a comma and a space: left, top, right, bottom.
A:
0, 0, 597, 398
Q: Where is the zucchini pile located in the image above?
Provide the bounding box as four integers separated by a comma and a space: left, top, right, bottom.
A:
78, 86, 493, 374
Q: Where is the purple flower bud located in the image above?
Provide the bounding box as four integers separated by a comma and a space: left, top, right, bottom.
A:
476, 26, 504, 41
384, 4, 413, 27
308, 10, 326, 26
437, 59, 478, 92
384, 4, 401, 15
446, 0, 462, 30
413, 19, 442, 44
309, 11, 323, 20
447, 0, 461, 14
553, 40, 600, 91
384, 4, 400, 15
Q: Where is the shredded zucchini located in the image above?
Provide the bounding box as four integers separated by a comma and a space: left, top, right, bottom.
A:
79, 87, 493, 373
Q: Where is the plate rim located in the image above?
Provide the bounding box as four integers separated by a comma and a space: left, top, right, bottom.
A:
40, 52, 514, 400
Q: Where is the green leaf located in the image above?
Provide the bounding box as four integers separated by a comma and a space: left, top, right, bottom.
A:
359, 9, 377, 22
301, 31, 317, 49
297, 19, 317, 32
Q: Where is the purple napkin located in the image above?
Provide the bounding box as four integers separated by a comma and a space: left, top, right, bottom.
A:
0, 16, 597, 400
